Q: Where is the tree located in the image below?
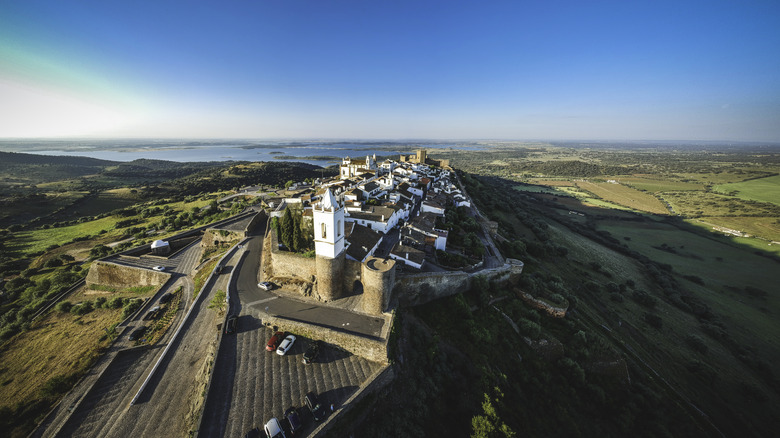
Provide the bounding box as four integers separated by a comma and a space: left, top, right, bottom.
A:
284, 180, 295, 189
280, 208, 294, 249
208, 290, 227, 314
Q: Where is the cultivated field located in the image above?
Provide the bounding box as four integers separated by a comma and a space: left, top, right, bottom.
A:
714, 174, 780, 206
575, 180, 669, 214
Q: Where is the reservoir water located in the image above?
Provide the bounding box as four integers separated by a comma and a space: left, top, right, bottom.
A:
7, 141, 482, 167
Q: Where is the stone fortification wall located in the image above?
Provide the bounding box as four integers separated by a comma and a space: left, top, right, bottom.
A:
245, 210, 266, 232
265, 229, 316, 282
361, 257, 395, 315
343, 259, 362, 293
315, 252, 345, 301
261, 314, 389, 364
517, 289, 568, 318
395, 259, 524, 307
86, 261, 171, 288
202, 228, 244, 248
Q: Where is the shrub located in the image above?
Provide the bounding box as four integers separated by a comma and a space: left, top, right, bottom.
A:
71, 301, 94, 315
55, 301, 73, 313
121, 299, 143, 319
644, 312, 663, 329
685, 334, 708, 355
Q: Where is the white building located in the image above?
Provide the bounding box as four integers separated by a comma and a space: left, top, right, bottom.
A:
312, 189, 345, 258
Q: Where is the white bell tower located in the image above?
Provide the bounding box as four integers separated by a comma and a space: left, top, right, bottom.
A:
313, 189, 345, 258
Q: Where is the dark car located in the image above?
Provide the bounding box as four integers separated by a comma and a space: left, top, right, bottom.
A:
284, 407, 302, 436
159, 292, 174, 304
129, 326, 147, 341
305, 392, 326, 422
266, 331, 286, 352
214, 264, 224, 275
225, 315, 238, 335
244, 427, 261, 438
303, 341, 320, 364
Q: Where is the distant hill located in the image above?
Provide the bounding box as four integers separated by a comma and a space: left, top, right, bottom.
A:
0, 151, 118, 168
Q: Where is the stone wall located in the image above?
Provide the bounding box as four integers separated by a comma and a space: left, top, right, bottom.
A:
261, 314, 389, 364
86, 261, 171, 289
315, 252, 345, 301
265, 230, 316, 283
361, 257, 395, 315
342, 258, 362, 293
201, 228, 244, 249
517, 289, 568, 318
394, 259, 524, 307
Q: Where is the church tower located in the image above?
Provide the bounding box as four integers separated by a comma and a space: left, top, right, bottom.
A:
313, 189, 345, 300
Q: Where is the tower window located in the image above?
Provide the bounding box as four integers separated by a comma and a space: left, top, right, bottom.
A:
337, 220, 341, 237
321, 222, 327, 239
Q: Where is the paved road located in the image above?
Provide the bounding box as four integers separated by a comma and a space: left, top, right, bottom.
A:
44, 241, 208, 438
43, 216, 389, 438
239, 234, 386, 338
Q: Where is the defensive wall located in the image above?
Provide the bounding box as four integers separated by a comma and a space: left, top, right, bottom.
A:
262, 225, 316, 283
517, 289, 568, 318
394, 258, 524, 307
86, 261, 171, 289
201, 228, 244, 249
260, 312, 390, 364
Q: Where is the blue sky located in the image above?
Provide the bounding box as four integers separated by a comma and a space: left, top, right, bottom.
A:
1, 0, 779, 141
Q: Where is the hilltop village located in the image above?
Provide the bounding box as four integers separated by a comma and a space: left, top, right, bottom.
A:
263, 149, 520, 315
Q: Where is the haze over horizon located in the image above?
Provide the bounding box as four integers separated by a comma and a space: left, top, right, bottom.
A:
2, 1, 779, 142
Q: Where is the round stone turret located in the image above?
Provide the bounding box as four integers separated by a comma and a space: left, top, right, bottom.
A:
361, 257, 396, 315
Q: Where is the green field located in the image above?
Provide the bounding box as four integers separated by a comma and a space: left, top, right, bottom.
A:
714, 174, 780, 206
617, 176, 704, 192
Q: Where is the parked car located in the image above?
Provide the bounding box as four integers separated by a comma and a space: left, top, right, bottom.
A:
266, 331, 286, 351
225, 314, 238, 335
152, 265, 165, 271
244, 427, 261, 438
159, 292, 174, 303
129, 326, 147, 341
284, 407, 302, 436
305, 392, 326, 422
263, 418, 285, 438
303, 341, 320, 364
258, 281, 273, 291
276, 334, 296, 356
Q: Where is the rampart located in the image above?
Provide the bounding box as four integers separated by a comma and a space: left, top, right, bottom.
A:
261, 313, 389, 364
517, 289, 568, 318
395, 259, 524, 306
263, 227, 316, 282
86, 261, 171, 289
201, 228, 244, 249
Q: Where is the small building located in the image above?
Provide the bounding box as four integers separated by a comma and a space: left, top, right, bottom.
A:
150, 240, 170, 255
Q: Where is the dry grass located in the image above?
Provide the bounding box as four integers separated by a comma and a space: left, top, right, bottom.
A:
576, 181, 669, 215
0, 308, 120, 408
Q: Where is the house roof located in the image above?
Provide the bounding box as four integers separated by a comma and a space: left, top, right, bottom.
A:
345, 224, 383, 262
363, 181, 379, 192
390, 242, 426, 266
347, 204, 397, 223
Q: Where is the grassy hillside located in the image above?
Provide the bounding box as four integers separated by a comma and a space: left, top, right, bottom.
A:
337, 167, 779, 437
